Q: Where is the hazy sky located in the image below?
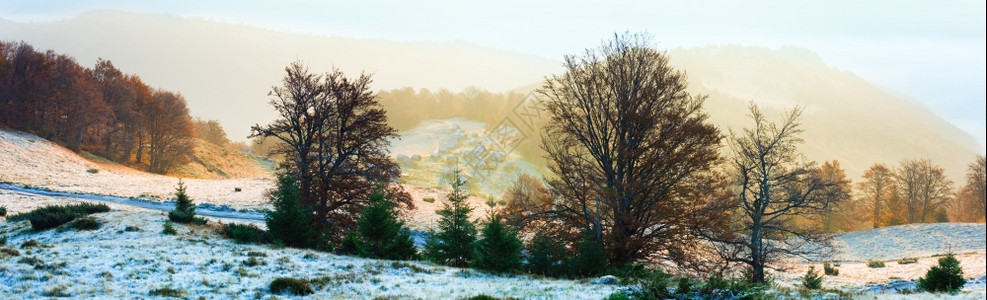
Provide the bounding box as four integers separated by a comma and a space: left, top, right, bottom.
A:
2, 0, 985, 152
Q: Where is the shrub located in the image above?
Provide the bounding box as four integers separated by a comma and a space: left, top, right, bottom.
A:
168, 180, 197, 224
866, 260, 886, 268
898, 257, 919, 264
422, 197, 435, 203
918, 253, 965, 293
21, 240, 41, 248
347, 184, 417, 260
224, 223, 269, 244
0, 206, 6, 217
69, 216, 100, 230
86, 168, 99, 174
0, 235, 5, 245
424, 169, 477, 267
162, 220, 177, 235
149, 287, 186, 298
265, 171, 316, 248
269, 277, 313, 296
823, 262, 839, 276
234, 187, 242, 192
801, 266, 823, 289
26, 206, 77, 230
471, 212, 523, 274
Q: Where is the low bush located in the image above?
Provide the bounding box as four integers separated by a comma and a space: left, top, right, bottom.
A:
422, 197, 435, 203
269, 277, 313, 296
234, 187, 242, 192
801, 266, 823, 289
21, 240, 41, 248
918, 253, 965, 293
69, 217, 100, 230
223, 223, 270, 244
86, 168, 99, 174
0, 206, 6, 217
7, 203, 110, 230
866, 260, 886, 268
823, 262, 839, 276
898, 257, 919, 264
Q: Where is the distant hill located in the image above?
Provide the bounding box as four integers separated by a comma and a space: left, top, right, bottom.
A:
666, 45, 980, 180
1, 11, 979, 181
0, 10, 561, 141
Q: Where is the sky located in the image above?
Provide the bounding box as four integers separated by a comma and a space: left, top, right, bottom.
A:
1, 0, 985, 152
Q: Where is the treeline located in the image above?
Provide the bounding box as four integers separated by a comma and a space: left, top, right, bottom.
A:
0, 41, 195, 174
825, 157, 987, 231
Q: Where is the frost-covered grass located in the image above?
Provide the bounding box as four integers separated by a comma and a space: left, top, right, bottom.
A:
0, 210, 619, 299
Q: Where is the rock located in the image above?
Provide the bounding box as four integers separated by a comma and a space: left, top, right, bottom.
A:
591, 275, 619, 285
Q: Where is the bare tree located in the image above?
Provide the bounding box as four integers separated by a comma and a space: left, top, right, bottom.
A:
251, 61, 408, 239
962, 156, 986, 221
721, 103, 841, 284
895, 159, 953, 223
857, 163, 898, 228
521, 32, 727, 268
145, 90, 195, 174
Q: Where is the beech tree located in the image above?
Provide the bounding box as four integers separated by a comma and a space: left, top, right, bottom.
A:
857, 163, 899, 228
720, 103, 842, 284
955, 156, 986, 222
521, 32, 727, 268
895, 159, 953, 223
145, 90, 195, 174
251, 61, 408, 241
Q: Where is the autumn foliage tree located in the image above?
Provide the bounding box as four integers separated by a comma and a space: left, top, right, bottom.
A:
0, 41, 195, 174
251, 61, 409, 244
857, 163, 900, 228
513, 33, 729, 269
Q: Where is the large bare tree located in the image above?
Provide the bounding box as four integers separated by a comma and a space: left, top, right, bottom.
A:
720, 103, 841, 284
251, 61, 408, 239
523, 32, 727, 268
895, 159, 953, 223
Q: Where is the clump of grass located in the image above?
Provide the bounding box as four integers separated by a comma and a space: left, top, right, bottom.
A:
69, 216, 100, 230
234, 187, 242, 192
246, 250, 267, 257
18, 256, 42, 265
867, 260, 886, 268
42, 284, 71, 297
149, 287, 186, 298
124, 226, 141, 232
897, 257, 918, 264
823, 262, 839, 276
21, 240, 41, 248
86, 168, 99, 174
0, 206, 7, 217
270, 277, 314, 296
422, 197, 435, 203
0, 235, 5, 245
162, 220, 177, 235
243, 256, 265, 267
0, 247, 20, 258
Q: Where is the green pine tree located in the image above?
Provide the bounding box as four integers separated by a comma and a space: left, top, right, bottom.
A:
570, 229, 607, 277
349, 184, 417, 260
424, 169, 477, 267
471, 211, 523, 273
526, 231, 566, 276
168, 179, 197, 223
265, 170, 316, 248
918, 253, 966, 293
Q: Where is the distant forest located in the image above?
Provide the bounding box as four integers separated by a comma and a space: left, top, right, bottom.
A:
0, 41, 197, 174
